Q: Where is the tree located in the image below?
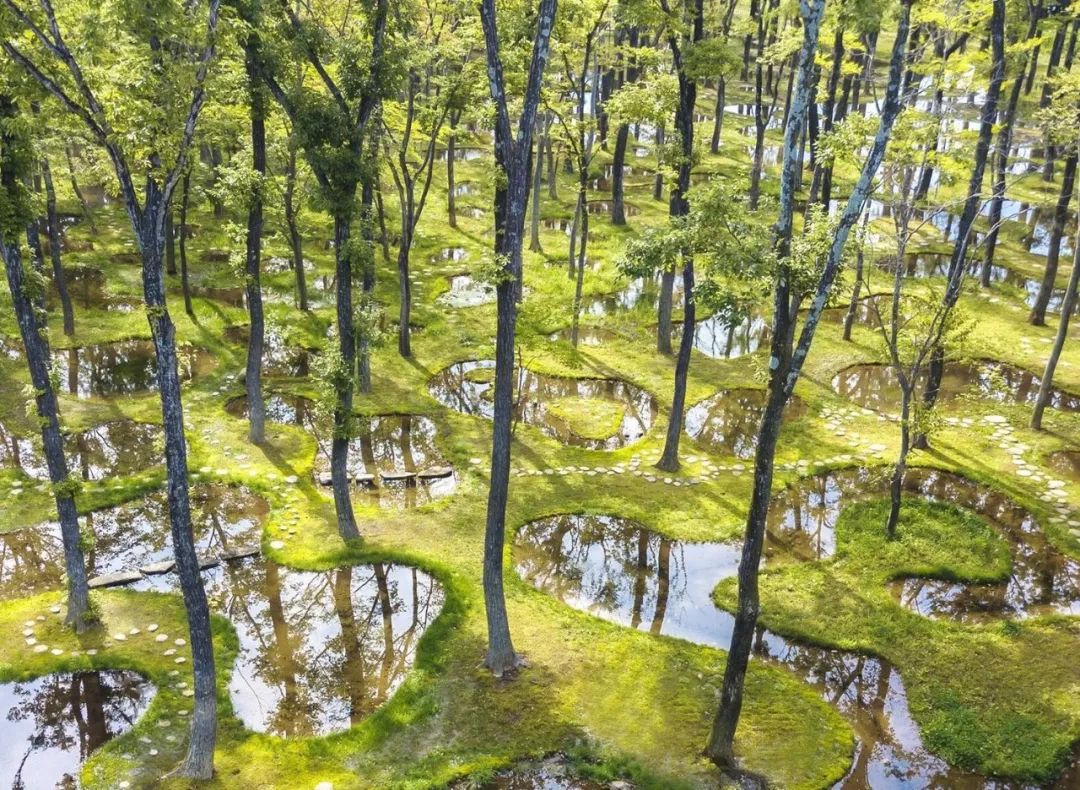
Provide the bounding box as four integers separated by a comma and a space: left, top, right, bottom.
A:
654, 0, 703, 469
913, 0, 1007, 448
1, 0, 225, 776
1031, 77, 1080, 429
383, 0, 466, 358
478, 0, 558, 677
707, 0, 913, 765
0, 92, 93, 633
259, 0, 392, 540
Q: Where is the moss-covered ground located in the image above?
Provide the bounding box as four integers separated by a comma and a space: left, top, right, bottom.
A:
1, 86, 1079, 789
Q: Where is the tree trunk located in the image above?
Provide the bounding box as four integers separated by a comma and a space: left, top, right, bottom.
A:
41, 157, 74, 336
571, 188, 588, 347
447, 113, 458, 229
886, 388, 911, 538
915, 0, 1008, 445
1040, 23, 1067, 182
165, 210, 177, 276
137, 203, 216, 779
0, 214, 92, 632
244, 39, 266, 445
547, 135, 558, 199
982, 65, 1027, 283
708, 0, 911, 763
398, 230, 413, 357
478, 0, 556, 678
657, 267, 675, 354
652, 125, 665, 200
358, 179, 376, 394
1029, 151, 1078, 325
1032, 207, 1080, 430
711, 77, 725, 153
64, 146, 96, 233
331, 213, 360, 540
284, 145, 308, 310
179, 170, 194, 317
842, 217, 868, 341
656, 259, 695, 471
529, 135, 543, 251
567, 191, 581, 276
611, 124, 632, 225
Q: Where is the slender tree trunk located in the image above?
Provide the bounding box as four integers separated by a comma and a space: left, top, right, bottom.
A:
571, 187, 588, 347
886, 387, 911, 538
0, 173, 92, 632
711, 77, 725, 154
447, 112, 458, 229
1032, 204, 1080, 429
982, 65, 1027, 283
359, 180, 375, 394
398, 228, 413, 357
568, 191, 581, 276
1029, 151, 1078, 325
842, 215, 868, 341
612, 124, 630, 225
529, 134, 543, 251
165, 210, 177, 276
284, 145, 308, 310
1040, 23, 1067, 182
478, 0, 556, 678
653, 124, 665, 200
547, 135, 558, 199
244, 39, 266, 445
64, 146, 95, 233
331, 213, 360, 540
708, 0, 911, 763
41, 157, 74, 336
179, 170, 194, 317
137, 201, 216, 779
915, 0, 1008, 446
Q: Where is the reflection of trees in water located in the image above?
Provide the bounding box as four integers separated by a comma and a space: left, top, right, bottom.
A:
515, 515, 682, 633
429, 361, 657, 449
0, 486, 266, 598
2, 670, 152, 789
212, 559, 443, 736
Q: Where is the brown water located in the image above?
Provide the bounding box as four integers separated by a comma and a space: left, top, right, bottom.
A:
313, 415, 458, 507
429, 360, 657, 450
515, 467, 1080, 787
0, 670, 155, 789
0, 484, 268, 597
50, 266, 138, 313
831, 360, 1080, 413
52, 340, 214, 398
1047, 451, 1080, 483
138, 557, 444, 737
684, 390, 805, 460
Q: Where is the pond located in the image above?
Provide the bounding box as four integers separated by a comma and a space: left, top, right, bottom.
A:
52, 340, 214, 398
313, 415, 457, 507
515, 500, 1080, 788
0, 484, 268, 597
669, 312, 770, 360
546, 327, 620, 346
223, 325, 318, 378
429, 360, 656, 450
685, 390, 805, 460
50, 266, 138, 313
0, 420, 162, 482
0, 670, 155, 790
139, 558, 444, 737
831, 360, 1080, 413
768, 467, 1080, 622
225, 393, 318, 428
437, 275, 496, 308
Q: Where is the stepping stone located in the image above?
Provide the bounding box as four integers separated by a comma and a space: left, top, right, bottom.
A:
418, 466, 454, 480
381, 470, 417, 482
221, 545, 260, 561
89, 571, 144, 589
354, 473, 376, 486
140, 560, 175, 575
269, 540, 285, 550
317, 472, 333, 486
197, 556, 220, 570
33, 644, 48, 653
